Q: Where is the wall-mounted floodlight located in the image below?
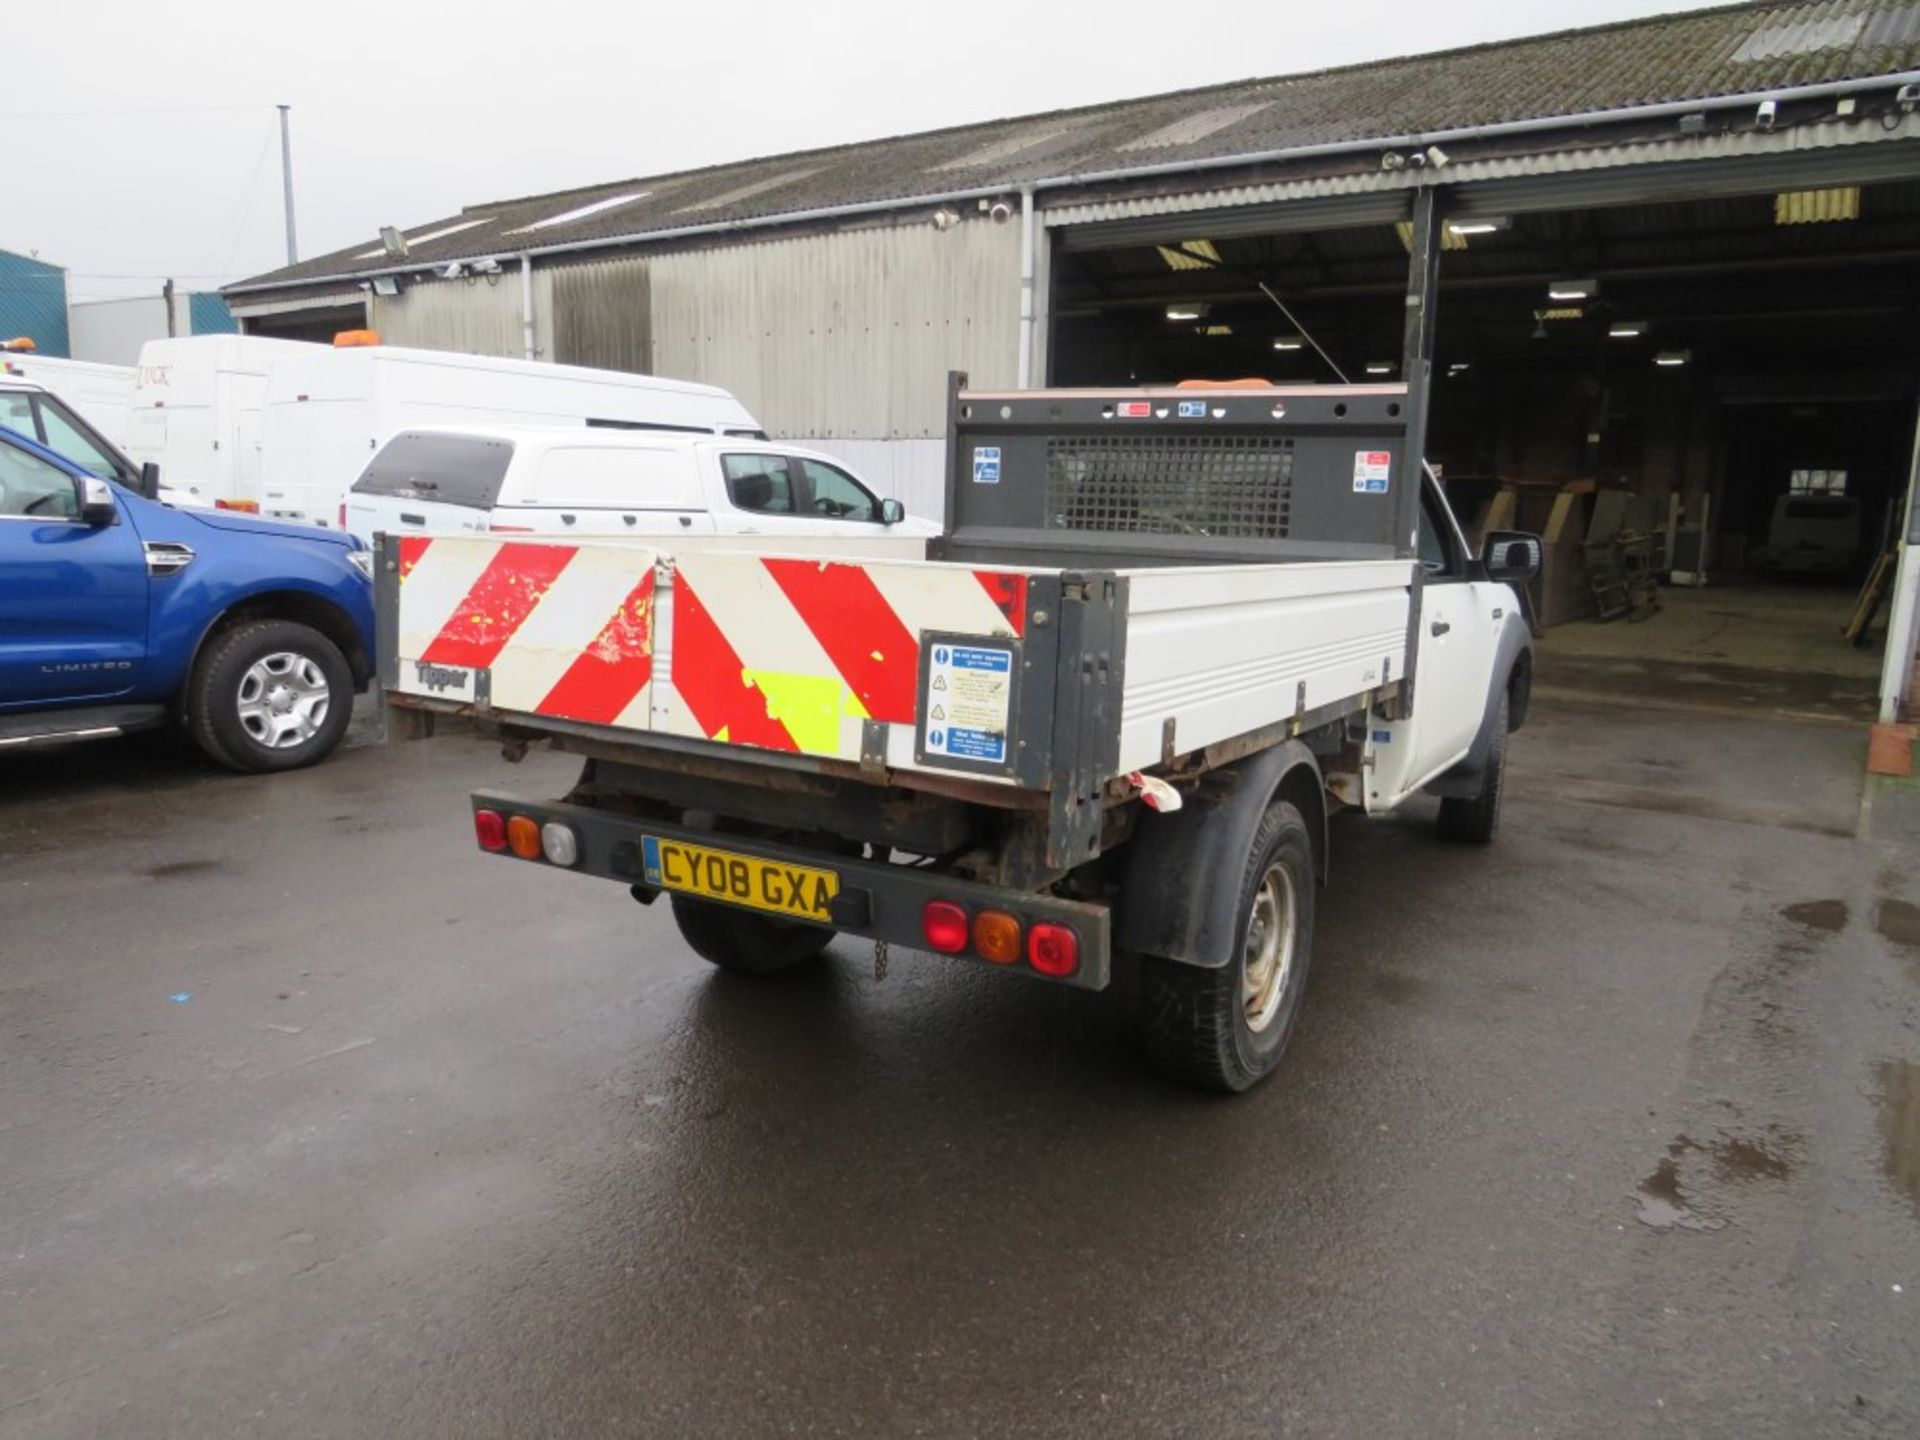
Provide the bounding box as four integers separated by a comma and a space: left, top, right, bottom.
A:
370, 275, 400, 297
379, 226, 409, 258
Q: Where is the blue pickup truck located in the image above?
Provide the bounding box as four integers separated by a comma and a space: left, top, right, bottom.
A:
0, 423, 375, 771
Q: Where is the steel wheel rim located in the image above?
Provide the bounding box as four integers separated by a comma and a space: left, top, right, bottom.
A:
236, 651, 330, 749
1242, 863, 1297, 1034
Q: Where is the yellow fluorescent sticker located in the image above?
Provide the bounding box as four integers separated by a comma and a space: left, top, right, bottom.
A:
740, 670, 858, 754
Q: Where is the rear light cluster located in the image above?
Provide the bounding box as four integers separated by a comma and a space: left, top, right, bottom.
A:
215, 498, 261, 514
920, 899, 1079, 978
475, 808, 579, 868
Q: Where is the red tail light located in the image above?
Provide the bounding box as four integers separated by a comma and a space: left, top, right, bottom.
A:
474, 808, 507, 852
922, 900, 969, 954
1027, 924, 1080, 977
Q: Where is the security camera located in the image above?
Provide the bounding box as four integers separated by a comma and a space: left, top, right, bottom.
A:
1425, 145, 1450, 167
1899, 82, 1920, 112
470, 258, 502, 275
988, 199, 1014, 224
1756, 98, 1778, 129
1381, 151, 1407, 171
441, 262, 465, 280
931, 206, 960, 231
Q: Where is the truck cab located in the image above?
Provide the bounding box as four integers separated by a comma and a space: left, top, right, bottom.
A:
0, 425, 376, 771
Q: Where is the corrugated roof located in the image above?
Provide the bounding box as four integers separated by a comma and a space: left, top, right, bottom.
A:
231, 0, 1920, 294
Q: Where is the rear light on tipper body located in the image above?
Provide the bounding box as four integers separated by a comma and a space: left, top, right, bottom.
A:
920, 900, 1079, 979
474, 807, 579, 867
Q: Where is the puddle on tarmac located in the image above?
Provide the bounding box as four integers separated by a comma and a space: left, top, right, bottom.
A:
143, 859, 218, 879
1876, 1060, 1920, 1222
1875, 899, 1920, 951
1635, 1128, 1800, 1231
1781, 899, 1848, 933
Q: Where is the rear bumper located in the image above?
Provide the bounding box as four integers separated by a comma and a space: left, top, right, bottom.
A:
470, 790, 1113, 990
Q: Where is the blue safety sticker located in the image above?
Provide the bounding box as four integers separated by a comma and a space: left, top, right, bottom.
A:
1177, 399, 1208, 418
972, 446, 1002, 484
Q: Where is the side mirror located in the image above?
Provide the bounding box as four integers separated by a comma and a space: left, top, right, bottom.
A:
1482, 529, 1542, 582
879, 497, 906, 525
139, 460, 162, 499
78, 475, 116, 527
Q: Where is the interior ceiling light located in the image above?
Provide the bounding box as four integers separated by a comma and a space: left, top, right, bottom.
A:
1774, 186, 1860, 225
1165, 303, 1210, 322
1157, 239, 1221, 272
1608, 320, 1649, 339
1365, 363, 1394, 376
1396, 220, 1468, 253
1272, 336, 1304, 351
1446, 216, 1510, 237
1200, 324, 1234, 337
1538, 306, 1584, 322
1548, 278, 1598, 301
1448, 362, 1470, 374
1654, 350, 1692, 367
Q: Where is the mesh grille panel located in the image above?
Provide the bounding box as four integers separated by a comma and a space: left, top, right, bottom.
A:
1044, 435, 1293, 539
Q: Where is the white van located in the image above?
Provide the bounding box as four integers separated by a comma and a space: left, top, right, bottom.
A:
262, 344, 765, 529
343, 426, 937, 543
0, 353, 136, 448
125, 335, 317, 511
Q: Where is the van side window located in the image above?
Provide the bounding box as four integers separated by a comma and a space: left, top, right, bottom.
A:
800, 459, 881, 522
722, 454, 795, 515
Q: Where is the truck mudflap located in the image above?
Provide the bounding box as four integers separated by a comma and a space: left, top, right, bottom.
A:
469, 789, 1113, 991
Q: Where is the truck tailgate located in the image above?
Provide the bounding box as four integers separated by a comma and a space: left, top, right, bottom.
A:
383, 532, 1413, 793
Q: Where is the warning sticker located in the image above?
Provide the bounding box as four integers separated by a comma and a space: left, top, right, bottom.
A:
923, 643, 1013, 765
1353, 449, 1392, 494
972, 445, 1002, 484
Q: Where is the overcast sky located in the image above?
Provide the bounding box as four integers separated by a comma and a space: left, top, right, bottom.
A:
8, 0, 1725, 302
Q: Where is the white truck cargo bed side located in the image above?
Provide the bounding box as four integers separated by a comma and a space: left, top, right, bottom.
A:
1116, 560, 1413, 772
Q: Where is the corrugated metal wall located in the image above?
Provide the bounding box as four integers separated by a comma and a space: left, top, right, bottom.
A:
644, 217, 1021, 441
550, 257, 651, 374
0, 249, 70, 356
369, 270, 553, 358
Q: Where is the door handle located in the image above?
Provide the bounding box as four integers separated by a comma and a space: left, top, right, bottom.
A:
400, 512, 425, 526
1430, 619, 1451, 637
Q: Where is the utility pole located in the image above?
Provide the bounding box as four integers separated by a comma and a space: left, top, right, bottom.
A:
162, 278, 176, 337
278, 104, 299, 265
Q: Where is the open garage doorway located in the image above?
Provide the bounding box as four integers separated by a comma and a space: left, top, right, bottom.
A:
1046, 174, 1920, 721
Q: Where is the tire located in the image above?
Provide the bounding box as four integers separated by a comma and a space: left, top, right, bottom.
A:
187, 620, 353, 773
669, 894, 835, 976
1436, 692, 1509, 844
1141, 799, 1316, 1093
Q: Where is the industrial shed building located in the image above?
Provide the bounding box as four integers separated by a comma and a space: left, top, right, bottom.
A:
0, 248, 71, 357
227, 0, 1920, 722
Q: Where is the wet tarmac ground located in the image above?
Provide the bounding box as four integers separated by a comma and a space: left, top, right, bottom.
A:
2, 699, 1917, 1438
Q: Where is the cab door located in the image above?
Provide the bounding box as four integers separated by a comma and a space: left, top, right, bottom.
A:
1363, 473, 1501, 810
0, 444, 148, 707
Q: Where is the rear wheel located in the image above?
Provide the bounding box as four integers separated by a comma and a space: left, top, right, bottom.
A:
669, 895, 835, 975
1436, 692, 1509, 844
1141, 799, 1316, 1092
187, 620, 353, 773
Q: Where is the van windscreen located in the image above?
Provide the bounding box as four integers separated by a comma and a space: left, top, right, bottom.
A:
353, 433, 514, 508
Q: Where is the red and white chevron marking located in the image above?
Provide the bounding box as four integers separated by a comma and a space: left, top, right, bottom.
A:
394, 536, 658, 727
392, 536, 1031, 764
665, 552, 1027, 758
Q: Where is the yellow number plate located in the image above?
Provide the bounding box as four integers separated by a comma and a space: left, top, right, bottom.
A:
640, 836, 839, 921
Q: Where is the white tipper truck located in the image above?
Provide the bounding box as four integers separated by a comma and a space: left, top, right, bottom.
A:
378, 377, 1541, 1091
